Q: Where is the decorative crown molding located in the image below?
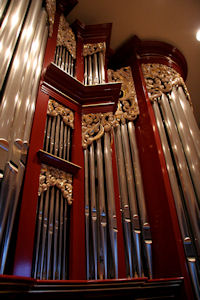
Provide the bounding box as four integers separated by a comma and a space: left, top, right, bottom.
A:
108, 66, 139, 123
38, 164, 73, 204
83, 42, 106, 57
142, 63, 191, 103
48, 98, 74, 128
57, 14, 76, 58
45, 0, 56, 37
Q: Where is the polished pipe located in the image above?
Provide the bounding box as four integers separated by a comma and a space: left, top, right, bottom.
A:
93, 53, 99, 84
58, 119, 64, 158
88, 55, 92, 85
0, 0, 8, 21
49, 117, 56, 154
11, 10, 47, 155
63, 125, 67, 160
0, 0, 29, 89
96, 138, 108, 279
170, 87, 200, 201
66, 127, 71, 161
121, 123, 143, 277
99, 52, 105, 84
33, 192, 44, 278
84, 56, 88, 85
114, 125, 133, 277
128, 121, 153, 278
160, 93, 200, 256
104, 132, 118, 278
58, 192, 63, 279
89, 143, 98, 279
0, 0, 42, 157
65, 50, 69, 72
84, 149, 90, 279
53, 189, 59, 279
62, 197, 68, 279
54, 115, 60, 157
68, 54, 71, 75
45, 116, 51, 152
177, 86, 200, 160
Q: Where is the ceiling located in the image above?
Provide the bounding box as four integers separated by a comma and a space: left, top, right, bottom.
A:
67, 0, 200, 128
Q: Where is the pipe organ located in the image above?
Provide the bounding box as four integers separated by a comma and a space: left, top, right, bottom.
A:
0, 1, 199, 299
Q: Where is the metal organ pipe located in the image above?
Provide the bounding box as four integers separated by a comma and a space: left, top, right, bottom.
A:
0, 0, 29, 89
153, 100, 200, 298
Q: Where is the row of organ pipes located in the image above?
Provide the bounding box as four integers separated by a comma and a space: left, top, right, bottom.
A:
0, 1, 199, 298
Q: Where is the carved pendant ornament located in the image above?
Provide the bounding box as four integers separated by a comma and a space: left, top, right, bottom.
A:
45, 0, 56, 37
47, 98, 74, 129
142, 63, 191, 104
38, 164, 73, 204
57, 14, 76, 59
83, 42, 106, 57
82, 67, 139, 148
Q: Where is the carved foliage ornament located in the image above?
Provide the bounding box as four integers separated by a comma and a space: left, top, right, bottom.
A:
83, 42, 106, 57
82, 67, 139, 148
57, 14, 76, 59
45, 0, 56, 37
48, 98, 74, 129
108, 67, 139, 123
38, 164, 73, 205
142, 63, 191, 103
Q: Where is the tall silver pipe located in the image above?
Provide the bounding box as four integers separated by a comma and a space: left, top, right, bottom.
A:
62, 197, 68, 279
33, 192, 44, 278
127, 121, 153, 278
84, 149, 90, 279
84, 56, 88, 85
49, 117, 56, 154
59, 119, 64, 158
170, 87, 200, 202
121, 123, 143, 277
65, 50, 69, 72
53, 189, 59, 279
54, 115, 60, 157
96, 138, 108, 279
99, 52, 105, 84
63, 125, 67, 160
177, 86, 200, 161
23, 26, 48, 147
93, 53, 99, 84
104, 132, 118, 278
58, 193, 63, 279
66, 127, 71, 161
88, 55, 93, 85
0, 0, 42, 157
89, 143, 98, 279
153, 100, 200, 298
0, 0, 29, 89
160, 93, 200, 256
0, 0, 8, 21
114, 125, 133, 277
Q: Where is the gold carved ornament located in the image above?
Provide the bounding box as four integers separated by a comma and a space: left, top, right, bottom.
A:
45, 0, 56, 37
57, 14, 76, 59
38, 164, 73, 205
83, 42, 106, 57
82, 67, 139, 148
142, 63, 191, 104
48, 98, 74, 129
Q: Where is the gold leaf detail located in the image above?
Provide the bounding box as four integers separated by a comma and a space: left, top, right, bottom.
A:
83, 42, 106, 56
47, 99, 74, 129
45, 0, 56, 37
38, 164, 73, 204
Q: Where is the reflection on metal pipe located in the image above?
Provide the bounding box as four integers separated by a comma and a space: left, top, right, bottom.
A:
160, 93, 200, 256
84, 149, 90, 279
104, 132, 118, 278
0, 0, 29, 89
0, 0, 9, 21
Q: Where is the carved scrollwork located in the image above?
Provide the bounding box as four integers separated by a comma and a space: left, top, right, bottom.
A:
83, 42, 106, 57
57, 14, 76, 59
108, 66, 139, 124
38, 164, 73, 204
142, 63, 191, 103
47, 98, 74, 129
45, 0, 56, 37
82, 112, 117, 149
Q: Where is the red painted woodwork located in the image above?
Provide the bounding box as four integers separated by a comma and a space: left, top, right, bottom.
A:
108, 36, 194, 299
69, 106, 86, 279
111, 142, 127, 278
43, 63, 121, 112
37, 149, 81, 175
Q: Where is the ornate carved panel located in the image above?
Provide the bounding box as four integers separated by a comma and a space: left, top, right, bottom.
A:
83, 42, 106, 57
48, 98, 74, 128
38, 164, 73, 204
142, 63, 191, 103
45, 0, 56, 37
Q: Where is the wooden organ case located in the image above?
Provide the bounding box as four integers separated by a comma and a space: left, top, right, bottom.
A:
0, 1, 199, 299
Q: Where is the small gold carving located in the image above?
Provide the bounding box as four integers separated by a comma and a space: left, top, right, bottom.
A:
82, 113, 116, 149
47, 99, 74, 129
45, 0, 56, 37
83, 42, 106, 56
142, 63, 191, 103
108, 66, 139, 124
57, 14, 76, 59
38, 164, 73, 205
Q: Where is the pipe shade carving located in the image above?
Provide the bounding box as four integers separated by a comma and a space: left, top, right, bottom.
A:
45, 0, 56, 37
47, 98, 74, 128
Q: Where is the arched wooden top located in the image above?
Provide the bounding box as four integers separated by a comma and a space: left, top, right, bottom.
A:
108, 35, 187, 81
